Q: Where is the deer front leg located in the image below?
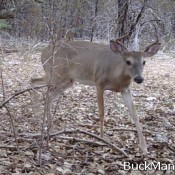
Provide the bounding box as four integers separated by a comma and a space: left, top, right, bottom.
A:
97, 87, 104, 138
121, 88, 147, 154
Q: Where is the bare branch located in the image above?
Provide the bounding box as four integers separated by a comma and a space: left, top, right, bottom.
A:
0, 85, 46, 109
0, 70, 18, 149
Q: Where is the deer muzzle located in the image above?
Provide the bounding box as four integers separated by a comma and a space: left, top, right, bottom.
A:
134, 76, 144, 84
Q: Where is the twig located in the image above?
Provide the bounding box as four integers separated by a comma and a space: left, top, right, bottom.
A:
38, 31, 59, 165
5, 106, 19, 149
0, 69, 19, 149
38, 100, 47, 166
0, 69, 5, 101
38, 84, 51, 166
0, 85, 46, 108
45, 40, 59, 159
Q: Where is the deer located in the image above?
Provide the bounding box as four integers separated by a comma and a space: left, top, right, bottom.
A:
31, 39, 161, 154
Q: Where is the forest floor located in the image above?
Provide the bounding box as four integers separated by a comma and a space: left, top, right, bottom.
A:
0, 43, 175, 175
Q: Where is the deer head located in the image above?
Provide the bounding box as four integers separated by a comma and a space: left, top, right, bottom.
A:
110, 40, 161, 84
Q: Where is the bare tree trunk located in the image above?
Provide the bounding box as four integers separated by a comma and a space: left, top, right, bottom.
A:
90, 0, 99, 42
117, 0, 147, 46
117, 0, 129, 44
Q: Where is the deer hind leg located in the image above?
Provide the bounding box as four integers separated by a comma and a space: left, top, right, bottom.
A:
30, 77, 73, 118
30, 76, 47, 118
97, 87, 104, 138
48, 80, 73, 104
46, 79, 74, 114
32, 79, 73, 135
121, 88, 147, 154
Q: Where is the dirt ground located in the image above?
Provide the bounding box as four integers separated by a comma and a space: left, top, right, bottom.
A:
0, 45, 175, 174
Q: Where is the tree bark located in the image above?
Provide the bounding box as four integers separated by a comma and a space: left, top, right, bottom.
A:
117, 0, 129, 44
90, 0, 99, 42
117, 0, 147, 45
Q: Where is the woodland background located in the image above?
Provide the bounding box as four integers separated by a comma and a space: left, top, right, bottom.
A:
0, 0, 175, 175
0, 0, 175, 46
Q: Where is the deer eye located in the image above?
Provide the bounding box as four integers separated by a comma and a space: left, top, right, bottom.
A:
126, 60, 131, 66
143, 61, 146, 65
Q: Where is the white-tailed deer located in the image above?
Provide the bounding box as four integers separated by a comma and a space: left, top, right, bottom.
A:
31, 39, 161, 153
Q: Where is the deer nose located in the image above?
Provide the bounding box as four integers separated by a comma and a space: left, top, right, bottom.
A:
134, 76, 144, 84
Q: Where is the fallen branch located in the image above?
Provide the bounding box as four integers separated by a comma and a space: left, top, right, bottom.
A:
0, 145, 24, 149
77, 124, 99, 128
0, 48, 18, 53
75, 129, 129, 157
110, 127, 157, 134
0, 85, 46, 109
19, 129, 129, 158
57, 136, 106, 146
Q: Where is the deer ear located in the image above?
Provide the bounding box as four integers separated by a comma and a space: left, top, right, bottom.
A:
144, 42, 161, 57
110, 40, 128, 54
